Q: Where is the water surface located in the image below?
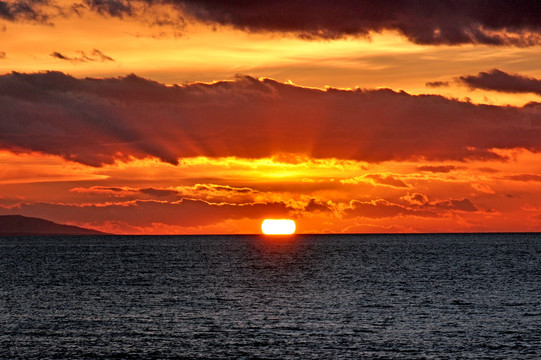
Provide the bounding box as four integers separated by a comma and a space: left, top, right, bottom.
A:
1, 234, 540, 359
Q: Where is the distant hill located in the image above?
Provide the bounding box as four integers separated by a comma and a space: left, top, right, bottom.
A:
0, 215, 108, 235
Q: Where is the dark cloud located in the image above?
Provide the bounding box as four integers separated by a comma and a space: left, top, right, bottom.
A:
1, 71, 541, 166
459, 69, 541, 95
344, 196, 478, 219
4, 1, 541, 46
170, 0, 541, 46
417, 165, 458, 173
344, 199, 437, 219
426, 81, 450, 88
502, 174, 541, 182
432, 198, 478, 212
0, 0, 50, 23
92, 49, 114, 61
50, 51, 71, 60
0, 51, 5, 59
50, 49, 115, 63
182, 184, 259, 203
139, 187, 178, 197
92, 186, 125, 192
71, 186, 135, 194
303, 198, 332, 213
83, 0, 133, 18
70, 184, 259, 203
402, 193, 429, 206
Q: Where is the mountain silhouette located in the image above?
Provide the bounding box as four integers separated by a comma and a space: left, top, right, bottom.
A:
0, 215, 108, 235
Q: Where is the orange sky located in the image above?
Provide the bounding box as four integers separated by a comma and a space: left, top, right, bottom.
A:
1, 1, 541, 234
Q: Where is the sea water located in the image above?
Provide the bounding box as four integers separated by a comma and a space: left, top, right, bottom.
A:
1, 234, 539, 359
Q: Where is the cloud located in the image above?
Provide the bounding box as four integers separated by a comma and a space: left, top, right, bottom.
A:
343, 199, 437, 219
91, 49, 114, 61
401, 193, 480, 212
401, 193, 429, 206
83, 0, 133, 18
343, 174, 410, 188
502, 174, 541, 182
50, 49, 115, 63
192, 184, 255, 194
426, 81, 449, 88
365, 174, 410, 188
478, 167, 499, 173
50, 51, 72, 61
1, 71, 541, 166
302, 198, 332, 213
471, 183, 495, 194
0, 0, 51, 23
417, 165, 458, 173
165, 0, 541, 46
0, 51, 5, 59
4, 1, 541, 46
70, 186, 131, 194
139, 187, 179, 197
70, 184, 261, 204
72, 185, 179, 198
432, 198, 478, 212
343, 196, 479, 220
0, 1, 40, 21
459, 69, 541, 95
0, 198, 292, 228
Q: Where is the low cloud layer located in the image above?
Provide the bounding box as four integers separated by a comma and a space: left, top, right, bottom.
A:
0, 198, 292, 228
344, 197, 478, 219
3, 0, 541, 46
1, 71, 541, 166
460, 69, 541, 95
70, 184, 260, 203
0, 192, 483, 231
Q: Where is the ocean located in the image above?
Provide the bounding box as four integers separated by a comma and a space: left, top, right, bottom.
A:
1, 234, 539, 359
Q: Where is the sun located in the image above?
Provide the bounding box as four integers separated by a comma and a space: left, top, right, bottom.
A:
261, 219, 296, 235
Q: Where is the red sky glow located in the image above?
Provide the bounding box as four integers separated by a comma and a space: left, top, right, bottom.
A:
1, 1, 541, 234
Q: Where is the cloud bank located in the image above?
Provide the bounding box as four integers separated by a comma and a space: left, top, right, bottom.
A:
175, 0, 541, 45
3, 0, 541, 46
0, 198, 292, 228
1, 71, 541, 166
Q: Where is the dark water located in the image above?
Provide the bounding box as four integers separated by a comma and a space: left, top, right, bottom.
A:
1, 234, 540, 359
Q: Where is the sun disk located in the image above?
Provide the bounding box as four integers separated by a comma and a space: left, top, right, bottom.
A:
261, 219, 296, 235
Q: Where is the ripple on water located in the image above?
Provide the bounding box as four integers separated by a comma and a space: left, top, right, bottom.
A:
0, 233, 540, 359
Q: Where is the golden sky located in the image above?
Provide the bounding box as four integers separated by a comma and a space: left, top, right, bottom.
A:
1, 1, 541, 233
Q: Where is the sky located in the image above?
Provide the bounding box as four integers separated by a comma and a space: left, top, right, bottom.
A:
1, 0, 541, 234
